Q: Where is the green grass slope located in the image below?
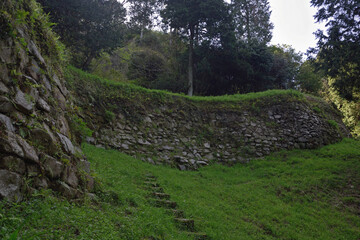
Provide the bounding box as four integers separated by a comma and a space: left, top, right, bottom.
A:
66, 65, 303, 103
1, 139, 359, 239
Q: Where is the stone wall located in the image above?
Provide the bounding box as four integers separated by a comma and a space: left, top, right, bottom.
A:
0, 0, 93, 202
68, 70, 350, 171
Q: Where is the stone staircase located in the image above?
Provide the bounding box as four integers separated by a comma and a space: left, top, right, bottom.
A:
144, 173, 208, 240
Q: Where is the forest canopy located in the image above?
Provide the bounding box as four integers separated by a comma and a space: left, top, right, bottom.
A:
38, 0, 359, 104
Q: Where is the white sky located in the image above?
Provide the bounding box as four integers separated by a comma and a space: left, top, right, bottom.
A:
268, 0, 326, 54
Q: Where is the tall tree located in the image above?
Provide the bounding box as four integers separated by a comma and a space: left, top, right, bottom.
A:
161, 0, 227, 96
231, 0, 273, 45
269, 44, 302, 89
38, 0, 126, 70
310, 0, 360, 100
296, 60, 323, 95
127, 0, 161, 40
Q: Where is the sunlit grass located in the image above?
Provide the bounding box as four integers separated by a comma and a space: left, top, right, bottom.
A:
1, 139, 359, 239
65, 66, 303, 103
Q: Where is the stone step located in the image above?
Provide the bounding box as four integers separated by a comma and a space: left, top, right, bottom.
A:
151, 192, 170, 200
174, 218, 195, 231
169, 209, 185, 218
145, 177, 157, 182
150, 186, 164, 193
145, 175, 157, 180
185, 232, 208, 240
151, 199, 177, 209
144, 181, 160, 187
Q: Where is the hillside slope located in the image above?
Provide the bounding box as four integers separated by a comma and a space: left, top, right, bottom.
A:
66, 67, 350, 170
1, 139, 359, 239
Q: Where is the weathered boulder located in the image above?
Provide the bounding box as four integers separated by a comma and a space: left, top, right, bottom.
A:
0, 113, 15, 132
36, 97, 51, 112
53, 87, 66, 111
41, 154, 63, 179
30, 128, 58, 155
0, 132, 24, 158
0, 96, 13, 113
62, 167, 79, 188
0, 81, 9, 94
27, 40, 45, 64
14, 88, 34, 114
57, 133, 76, 154
16, 135, 39, 163
55, 182, 77, 199
0, 156, 26, 174
0, 170, 23, 202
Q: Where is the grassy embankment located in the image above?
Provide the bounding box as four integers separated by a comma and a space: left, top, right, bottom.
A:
1, 138, 359, 239
65, 65, 303, 105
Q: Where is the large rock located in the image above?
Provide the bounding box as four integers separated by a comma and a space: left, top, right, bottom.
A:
14, 88, 34, 114
0, 132, 24, 158
57, 133, 75, 154
0, 156, 26, 174
0, 96, 14, 113
40, 75, 52, 92
16, 135, 39, 163
0, 81, 9, 94
0, 113, 15, 132
78, 159, 91, 173
54, 87, 66, 111
0, 170, 23, 202
58, 115, 70, 137
0, 41, 14, 65
62, 167, 79, 188
0, 63, 10, 83
41, 154, 63, 179
28, 59, 41, 80
53, 74, 69, 96
30, 127, 58, 154
27, 41, 45, 64
55, 182, 77, 199
36, 97, 51, 112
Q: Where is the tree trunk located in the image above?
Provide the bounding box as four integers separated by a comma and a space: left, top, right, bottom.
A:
82, 51, 96, 71
245, 1, 251, 43
188, 25, 194, 96
195, 24, 199, 46
140, 25, 144, 41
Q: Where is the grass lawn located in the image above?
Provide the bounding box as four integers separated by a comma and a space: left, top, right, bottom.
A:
1, 138, 359, 239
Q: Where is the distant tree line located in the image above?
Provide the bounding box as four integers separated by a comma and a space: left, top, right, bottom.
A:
38, 0, 359, 102
38, 0, 306, 96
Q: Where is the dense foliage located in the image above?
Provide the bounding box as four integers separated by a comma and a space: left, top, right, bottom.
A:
33, 0, 359, 133
231, 0, 273, 45
307, 0, 360, 137
310, 0, 360, 100
38, 0, 126, 69
36, 0, 306, 96
161, 0, 228, 96
127, 0, 161, 39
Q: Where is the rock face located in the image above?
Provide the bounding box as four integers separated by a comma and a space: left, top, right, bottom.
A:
69, 67, 350, 171
0, 0, 93, 201
0, 170, 23, 202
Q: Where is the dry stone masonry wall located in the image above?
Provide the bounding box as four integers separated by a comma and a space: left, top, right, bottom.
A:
0, 0, 93, 202
69, 73, 350, 171
93, 101, 348, 170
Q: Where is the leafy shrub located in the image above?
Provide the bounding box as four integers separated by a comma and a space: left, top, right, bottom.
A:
327, 120, 339, 130
104, 110, 115, 122
70, 115, 93, 139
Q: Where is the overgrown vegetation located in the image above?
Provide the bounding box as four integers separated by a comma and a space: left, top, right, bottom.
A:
1, 139, 359, 239
66, 65, 303, 105
0, 0, 67, 69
